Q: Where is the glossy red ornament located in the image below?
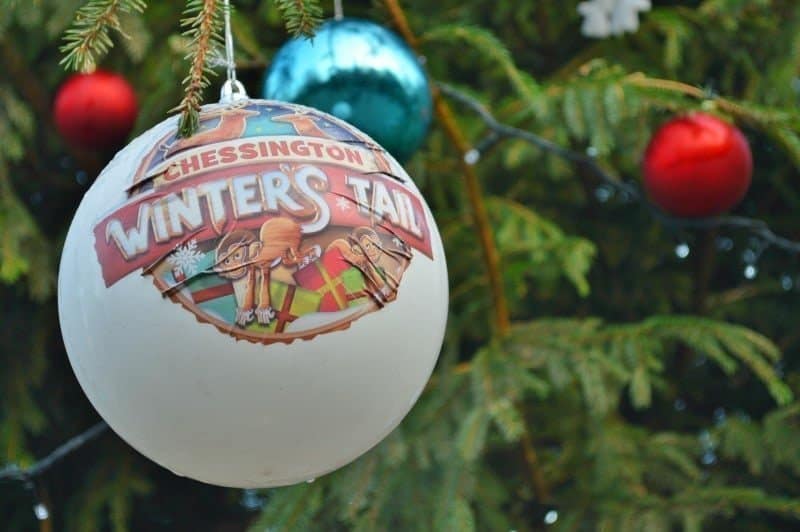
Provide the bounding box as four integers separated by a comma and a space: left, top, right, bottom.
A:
642, 113, 752, 217
53, 70, 138, 150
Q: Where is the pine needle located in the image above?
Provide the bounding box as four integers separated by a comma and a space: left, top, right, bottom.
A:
273, 0, 322, 38
173, 0, 224, 138
60, 0, 146, 72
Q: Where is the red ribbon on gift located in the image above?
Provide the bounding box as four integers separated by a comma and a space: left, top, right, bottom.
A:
293, 248, 351, 312
274, 284, 297, 333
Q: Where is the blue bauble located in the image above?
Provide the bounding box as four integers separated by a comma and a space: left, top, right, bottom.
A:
263, 18, 432, 162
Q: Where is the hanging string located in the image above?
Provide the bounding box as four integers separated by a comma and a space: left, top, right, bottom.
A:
334, 0, 344, 20
219, 0, 248, 103
224, 0, 236, 84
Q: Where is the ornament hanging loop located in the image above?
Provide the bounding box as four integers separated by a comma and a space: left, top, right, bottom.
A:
334, 0, 343, 20
219, 0, 248, 104
220, 79, 248, 104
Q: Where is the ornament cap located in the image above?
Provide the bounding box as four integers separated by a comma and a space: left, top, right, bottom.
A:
219, 79, 248, 104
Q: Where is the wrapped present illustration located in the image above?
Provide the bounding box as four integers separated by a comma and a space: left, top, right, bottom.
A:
341, 267, 371, 308
189, 275, 238, 323
142, 216, 416, 344
293, 247, 353, 312
171, 269, 323, 334
253, 281, 323, 333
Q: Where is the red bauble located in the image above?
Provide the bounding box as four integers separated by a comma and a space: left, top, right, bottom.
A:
53, 70, 138, 150
642, 112, 752, 217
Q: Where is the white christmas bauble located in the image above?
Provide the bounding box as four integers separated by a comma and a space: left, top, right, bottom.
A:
58, 99, 448, 487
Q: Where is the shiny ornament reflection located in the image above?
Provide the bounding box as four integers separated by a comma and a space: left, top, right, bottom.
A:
263, 18, 432, 162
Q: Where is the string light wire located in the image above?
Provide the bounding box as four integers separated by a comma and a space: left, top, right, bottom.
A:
438, 82, 800, 258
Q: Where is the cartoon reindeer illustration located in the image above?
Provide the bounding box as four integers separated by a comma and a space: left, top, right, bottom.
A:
164, 102, 260, 157
272, 112, 331, 138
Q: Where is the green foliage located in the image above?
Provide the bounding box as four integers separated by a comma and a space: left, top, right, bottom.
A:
488, 197, 597, 298
2, 0, 800, 530
509, 316, 791, 414
175, 0, 225, 137
421, 24, 542, 113
456, 407, 490, 461
272, 0, 322, 38
0, 168, 53, 299
716, 404, 800, 477
0, 87, 53, 298
68, 451, 152, 532
0, 87, 34, 163
0, 308, 48, 462
249, 482, 324, 531
60, 0, 147, 72
238, 313, 795, 530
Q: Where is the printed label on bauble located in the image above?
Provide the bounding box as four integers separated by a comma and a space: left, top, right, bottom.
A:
91, 101, 434, 344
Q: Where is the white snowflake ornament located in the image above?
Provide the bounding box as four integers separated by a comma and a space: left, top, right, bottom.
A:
578, 0, 614, 38
578, 0, 651, 38
611, 0, 651, 34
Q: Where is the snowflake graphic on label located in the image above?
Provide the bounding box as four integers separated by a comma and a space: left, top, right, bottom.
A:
335, 196, 352, 211
167, 239, 204, 277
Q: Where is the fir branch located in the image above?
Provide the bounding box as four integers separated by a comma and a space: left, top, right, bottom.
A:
421, 24, 542, 113
438, 82, 800, 257
486, 196, 596, 297
456, 409, 491, 461
383, 0, 554, 506
60, 0, 146, 72
625, 72, 800, 169
174, 0, 224, 138
0, 163, 54, 299
273, 0, 322, 38
248, 482, 323, 530
383, 0, 510, 337
671, 487, 800, 519
506, 315, 792, 407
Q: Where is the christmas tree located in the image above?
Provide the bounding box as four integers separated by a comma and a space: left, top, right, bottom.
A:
2, 0, 800, 530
